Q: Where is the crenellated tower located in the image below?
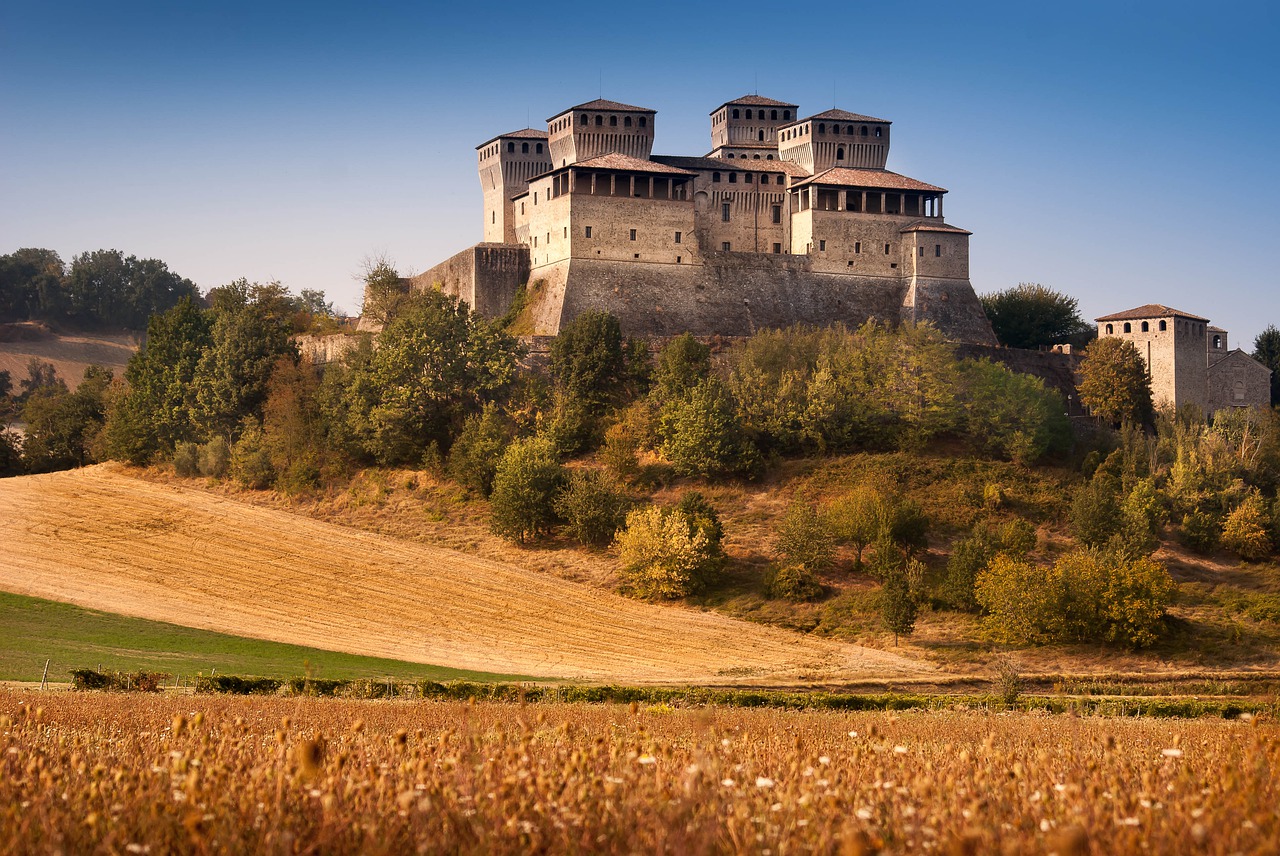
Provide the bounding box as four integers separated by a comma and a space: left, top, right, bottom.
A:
546, 99, 655, 168
707, 95, 798, 161
779, 110, 891, 174
477, 129, 551, 243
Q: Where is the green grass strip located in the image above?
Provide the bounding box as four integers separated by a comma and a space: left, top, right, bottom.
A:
0, 590, 539, 683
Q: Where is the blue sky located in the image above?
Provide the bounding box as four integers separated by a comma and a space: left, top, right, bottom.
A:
2, 1, 1277, 344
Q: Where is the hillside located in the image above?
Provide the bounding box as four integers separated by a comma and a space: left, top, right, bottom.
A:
0, 464, 932, 686
0, 322, 138, 389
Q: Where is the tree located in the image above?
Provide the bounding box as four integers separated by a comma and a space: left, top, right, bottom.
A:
489, 437, 565, 543
1077, 337, 1154, 426
1252, 325, 1280, 406
261, 356, 333, 492
554, 469, 632, 547
774, 502, 836, 573
979, 283, 1093, 349
652, 333, 711, 400
0, 248, 65, 322
615, 506, 715, 600
881, 568, 918, 645
549, 310, 626, 416
19, 365, 112, 472
657, 377, 758, 478
1221, 493, 1273, 561
64, 249, 198, 328
828, 484, 885, 569
359, 257, 408, 325
447, 404, 515, 496
959, 359, 1072, 464
1069, 476, 1122, 547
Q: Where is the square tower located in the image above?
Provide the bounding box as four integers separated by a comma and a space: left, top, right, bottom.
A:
546, 99, 656, 169
779, 111, 891, 174
1096, 304, 1210, 411
707, 95, 798, 161
477, 129, 551, 243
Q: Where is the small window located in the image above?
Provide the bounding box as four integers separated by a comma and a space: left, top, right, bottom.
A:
935, 244, 941, 257
563, 226, 567, 238
773, 243, 782, 253
507, 142, 515, 152
837, 147, 844, 159
521, 202, 525, 215
771, 205, 781, 224
919, 246, 924, 257
491, 211, 495, 223
1123, 322, 1132, 333
1159, 320, 1167, 331
759, 130, 765, 142
610, 116, 617, 126
624, 116, 632, 127
855, 242, 861, 254
761, 175, 769, 185
675, 231, 682, 244
766, 154, 773, 160
732, 109, 740, 119
585, 226, 592, 238
536, 143, 543, 153
629, 229, 637, 241
770, 110, 777, 120
521, 142, 529, 153
729, 173, 737, 183
722, 242, 731, 251
634, 253, 639, 259
533, 236, 537, 247
580, 114, 588, 125
1141, 321, 1149, 332
722, 202, 731, 222
1235, 380, 1246, 401
745, 173, 753, 184
1106, 324, 1113, 334
638, 117, 646, 127
861, 126, 868, 136
1213, 334, 1222, 349
820, 240, 826, 251
712, 172, 721, 183
726, 153, 734, 159
884, 243, 891, 254
818, 123, 826, 134
676, 256, 681, 263
745, 109, 753, 119
783, 110, 791, 119
875, 127, 882, 137
595, 115, 602, 126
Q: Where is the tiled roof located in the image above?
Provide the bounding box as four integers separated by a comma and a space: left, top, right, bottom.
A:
792, 108, 891, 125
900, 220, 971, 235
549, 99, 654, 120
1208, 325, 1227, 333
475, 128, 549, 149
1095, 304, 1210, 322
653, 155, 809, 177
711, 94, 799, 113
794, 168, 945, 193
570, 153, 695, 175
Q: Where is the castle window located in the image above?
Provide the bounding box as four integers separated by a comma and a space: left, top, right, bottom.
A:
492, 211, 495, 223
759, 130, 765, 141
508, 142, 515, 152
753, 155, 760, 159
861, 125, 868, 136
1235, 380, 1246, 401
1106, 324, 1113, 334
767, 154, 774, 160
745, 110, 753, 119
1123, 323, 1132, 333
624, 116, 632, 127
729, 173, 737, 183
536, 143, 543, 153
595, 115, 602, 126
521, 202, 525, 215
564, 227, 567, 238
855, 242, 861, 253
761, 175, 769, 185
773, 243, 782, 253
722, 242, 732, 251
919, 246, 925, 257
1214, 334, 1222, 349
732, 109, 740, 119
1141, 321, 1149, 332
610, 116, 617, 126
884, 243, 891, 254
522, 142, 529, 153
546, 232, 551, 244
1159, 320, 1167, 331
935, 244, 941, 257
772, 205, 781, 223
820, 240, 826, 251
818, 123, 826, 134
722, 202, 731, 222
630, 229, 637, 241
585, 226, 592, 238
875, 127, 882, 137
771, 110, 778, 120
675, 231, 682, 243
727, 153, 734, 159
846, 126, 854, 134
713, 172, 721, 182
677, 256, 682, 263
639, 117, 646, 127
783, 110, 791, 119
745, 173, 752, 184
837, 147, 845, 159
581, 114, 588, 125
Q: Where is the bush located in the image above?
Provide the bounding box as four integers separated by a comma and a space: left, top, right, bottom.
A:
941, 531, 993, 612
764, 563, 823, 601
555, 469, 632, 547
489, 437, 565, 543
600, 401, 654, 480
198, 436, 230, 478
1069, 476, 1122, 547
1179, 508, 1220, 554
549, 310, 626, 416
173, 441, 199, 477
775, 502, 836, 573
675, 492, 727, 574
447, 404, 513, 496
1221, 493, 1273, 561
230, 423, 274, 489
657, 378, 758, 478
539, 388, 597, 457
615, 506, 715, 600
880, 568, 917, 644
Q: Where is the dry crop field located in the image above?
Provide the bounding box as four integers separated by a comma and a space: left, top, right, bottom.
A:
2, 689, 1276, 855
0, 465, 927, 686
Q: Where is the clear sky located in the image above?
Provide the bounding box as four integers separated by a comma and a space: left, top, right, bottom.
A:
3, 1, 1277, 344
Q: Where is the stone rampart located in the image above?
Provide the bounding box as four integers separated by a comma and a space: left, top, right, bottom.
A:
410, 243, 529, 318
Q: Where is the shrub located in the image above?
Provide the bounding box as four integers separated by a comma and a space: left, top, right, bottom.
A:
1069, 476, 1121, 547
600, 401, 653, 480
657, 378, 758, 478
675, 491, 727, 574
173, 441, 199, 477
775, 502, 836, 573
1221, 493, 1273, 561
539, 388, 596, 457
197, 435, 230, 478
764, 563, 823, 601
549, 310, 626, 416
489, 437, 565, 543
230, 422, 274, 489
941, 531, 994, 612
1179, 508, 1220, 554
827, 484, 885, 569
555, 469, 632, 547
615, 506, 714, 600
990, 655, 1026, 705
447, 403, 513, 496
997, 518, 1037, 557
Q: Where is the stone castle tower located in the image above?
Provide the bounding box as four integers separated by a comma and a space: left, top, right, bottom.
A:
411, 93, 997, 345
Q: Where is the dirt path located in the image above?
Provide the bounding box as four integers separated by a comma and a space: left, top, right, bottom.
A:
0, 465, 934, 685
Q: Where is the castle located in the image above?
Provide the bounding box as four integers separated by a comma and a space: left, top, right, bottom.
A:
413, 95, 996, 344
1096, 304, 1271, 413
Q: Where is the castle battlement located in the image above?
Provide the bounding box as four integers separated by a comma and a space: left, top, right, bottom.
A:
419, 94, 996, 344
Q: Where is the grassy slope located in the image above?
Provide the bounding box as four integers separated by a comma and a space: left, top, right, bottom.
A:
0, 590, 538, 683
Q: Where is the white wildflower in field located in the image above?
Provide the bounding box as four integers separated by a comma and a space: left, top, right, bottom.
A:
637, 755, 657, 765
1161, 748, 1183, 758
756, 777, 775, 788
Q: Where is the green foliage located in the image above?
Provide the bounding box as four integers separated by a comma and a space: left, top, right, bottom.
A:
827, 484, 884, 568
359, 259, 408, 326
1070, 476, 1122, 547
261, 356, 330, 492
1178, 508, 1220, 554
615, 506, 714, 600
763, 563, 823, 601
173, 442, 199, 477
1112, 477, 1166, 557
63, 249, 200, 329
549, 310, 626, 416
18, 365, 112, 473
1252, 324, 1280, 406
675, 491, 727, 573
554, 469, 632, 547
538, 388, 596, 457
942, 518, 1037, 612
447, 403, 514, 496
488, 437, 565, 543
0, 248, 66, 322
775, 502, 836, 574
976, 548, 1175, 648
657, 377, 758, 478
229, 420, 274, 489
0, 429, 22, 477
600, 411, 645, 480
880, 568, 918, 644
197, 436, 230, 478
1077, 337, 1154, 426
652, 334, 711, 400
1221, 493, 1273, 561
958, 359, 1071, 464
978, 283, 1092, 349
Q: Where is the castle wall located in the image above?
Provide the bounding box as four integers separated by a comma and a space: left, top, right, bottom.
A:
698, 187, 789, 254
566, 193, 695, 265
410, 243, 529, 319
1174, 319, 1209, 411
1207, 352, 1271, 411
904, 230, 970, 280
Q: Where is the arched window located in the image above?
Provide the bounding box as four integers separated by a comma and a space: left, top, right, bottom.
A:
726, 153, 734, 159
860, 125, 868, 136
521, 142, 528, 153
609, 116, 617, 126
875, 126, 882, 137
1123, 323, 1132, 333
732, 109, 740, 119
745, 109, 753, 119
580, 114, 588, 125
1106, 324, 1114, 334
1213, 334, 1222, 349
771, 110, 777, 120
758, 130, 765, 141
1159, 320, 1167, 331
595, 115, 602, 126
1141, 321, 1149, 332
847, 125, 854, 134
536, 143, 543, 153
837, 147, 844, 159
1235, 380, 1246, 401
624, 116, 632, 127
766, 154, 773, 160
783, 110, 791, 119
818, 123, 826, 134
712, 172, 721, 182
639, 117, 646, 127
507, 142, 514, 153
729, 173, 737, 183
752, 154, 760, 159
760, 175, 769, 185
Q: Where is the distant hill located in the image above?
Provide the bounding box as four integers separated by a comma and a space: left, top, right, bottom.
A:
0, 322, 138, 390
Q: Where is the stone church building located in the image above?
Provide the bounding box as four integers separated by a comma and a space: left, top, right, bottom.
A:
413, 94, 996, 344
1096, 304, 1271, 413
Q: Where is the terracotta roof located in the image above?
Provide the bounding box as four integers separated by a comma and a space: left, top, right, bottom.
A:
710, 94, 799, 114
794, 168, 945, 193
653, 155, 809, 177
549, 99, 654, 120
475, 128, 549, 149
790, 109, 891, 126
900, 220, 971, 235
1208, 325, 1227, 333
569, 153, 695, 175
1095, 304, 1210, 323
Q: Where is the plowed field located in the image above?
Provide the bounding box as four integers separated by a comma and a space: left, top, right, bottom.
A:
0, 465, 932, 685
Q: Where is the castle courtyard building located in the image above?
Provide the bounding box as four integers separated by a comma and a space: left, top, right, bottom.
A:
415, 94, 997, 344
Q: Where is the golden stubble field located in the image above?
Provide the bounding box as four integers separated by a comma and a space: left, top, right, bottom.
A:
2, 689, 1276, 855
0, 465, 931, 685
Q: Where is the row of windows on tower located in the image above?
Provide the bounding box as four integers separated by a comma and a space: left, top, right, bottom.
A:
711, 172, 779, 184
724, 153, 776, 160
781, 124, 882, 141
1106, 320, 1207, 335
578, 114, 648, 128
720, 108, 792, 121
